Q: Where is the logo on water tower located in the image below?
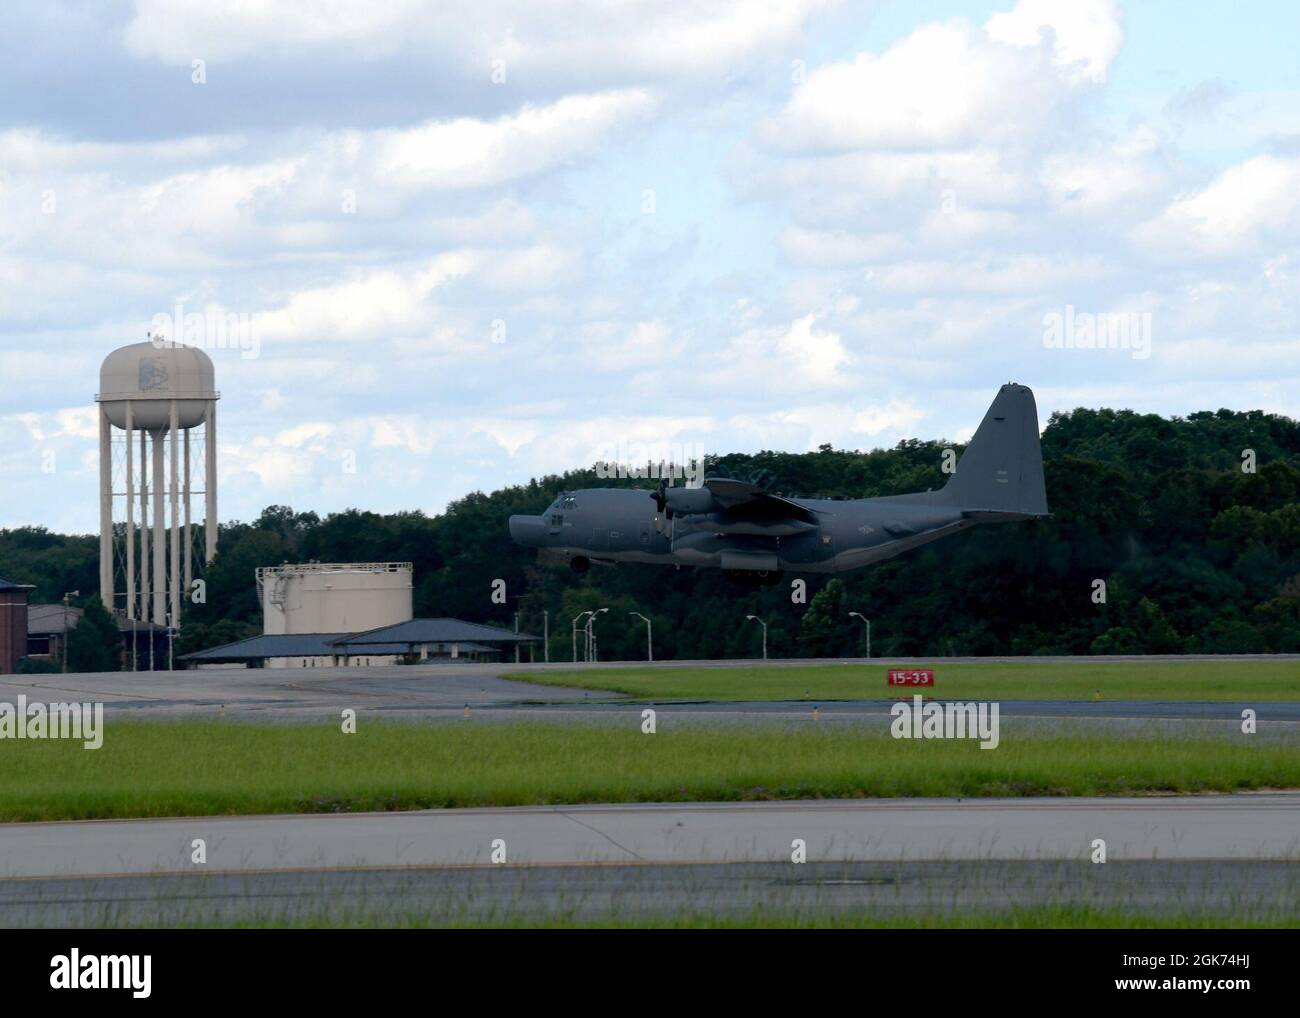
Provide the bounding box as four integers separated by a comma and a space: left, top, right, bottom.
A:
139, 358, 170, 391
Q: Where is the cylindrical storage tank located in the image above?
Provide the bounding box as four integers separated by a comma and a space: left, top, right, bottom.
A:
99, 341, 217, 430
260, 563, 414, 635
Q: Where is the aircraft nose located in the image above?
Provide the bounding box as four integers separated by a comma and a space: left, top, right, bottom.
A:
509, 514, 547, 547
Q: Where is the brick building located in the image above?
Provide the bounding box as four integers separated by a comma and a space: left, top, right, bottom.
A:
0, 577, 35, 674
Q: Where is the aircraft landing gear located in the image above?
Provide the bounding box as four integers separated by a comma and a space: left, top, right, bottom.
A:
723, 569, 783, 587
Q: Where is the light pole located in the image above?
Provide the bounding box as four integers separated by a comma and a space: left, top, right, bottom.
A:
571, 611, 593, 662
543, 609, 549, 663
61, 590, 79, 673
586, 608, 609, 662
629, 612, 653, 662
849, 611, 871, 658
166, 612, 175, 671
745, 615, 767, 661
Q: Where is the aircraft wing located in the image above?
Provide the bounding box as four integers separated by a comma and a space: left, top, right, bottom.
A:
703, 476, 819, 524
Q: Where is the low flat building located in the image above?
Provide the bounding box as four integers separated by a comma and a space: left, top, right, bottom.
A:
180, 633, 410, 669
25, 603, 82, 665
181, 618, 537, 669
329, 618, 538, 662
26, 605, 169, 671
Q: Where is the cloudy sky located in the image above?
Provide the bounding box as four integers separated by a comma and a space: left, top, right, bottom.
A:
2, 0, 1298, 533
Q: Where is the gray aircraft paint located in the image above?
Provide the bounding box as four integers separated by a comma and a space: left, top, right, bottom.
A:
509, 383, 1049, 576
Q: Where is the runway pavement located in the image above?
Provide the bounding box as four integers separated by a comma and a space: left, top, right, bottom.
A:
2, 795, 1297, 879
2, 660, 1297, 726
3, 860, 1295, 927
1, 797, 1296, 926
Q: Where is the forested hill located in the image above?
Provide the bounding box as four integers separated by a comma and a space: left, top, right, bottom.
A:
3, 405, 1299, 663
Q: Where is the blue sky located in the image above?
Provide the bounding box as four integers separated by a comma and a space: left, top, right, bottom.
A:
1, 0, 1298, 532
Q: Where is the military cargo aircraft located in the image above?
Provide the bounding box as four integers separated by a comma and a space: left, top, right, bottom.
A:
510, 383, 1049, 584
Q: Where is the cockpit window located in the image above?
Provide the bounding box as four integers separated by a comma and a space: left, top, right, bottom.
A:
562, 495, 576, 509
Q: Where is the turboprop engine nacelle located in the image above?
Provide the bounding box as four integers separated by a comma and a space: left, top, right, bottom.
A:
660, 486, 715, 518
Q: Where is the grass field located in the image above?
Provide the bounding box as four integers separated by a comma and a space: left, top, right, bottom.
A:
2, 721, 1297, 821
504, 659, 1300, 702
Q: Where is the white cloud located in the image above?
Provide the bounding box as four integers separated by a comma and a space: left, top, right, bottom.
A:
727, 400, 926, 452
1131, 155, 1300, 257
777, 314, 849, 385
728, 314, 850, 390
0, 90, 650, 282
1041, 126, 1170, 216
582, 321, 685, 371
761, 0, 1121, 153
9, 407, 99, 442
275, 422, 335, 448
255, 254, 477, 344
872, 255, 1108, 295
781, 227, 905, 265
124, 0, 828, 79
3, 1, 1298, 534
374, 91, 656, 191
984, 0, 1122, 84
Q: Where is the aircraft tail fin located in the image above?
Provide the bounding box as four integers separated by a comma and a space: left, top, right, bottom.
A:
939, 383, 1048, 518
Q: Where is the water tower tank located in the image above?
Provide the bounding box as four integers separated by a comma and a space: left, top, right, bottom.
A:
99, 341, 217, 431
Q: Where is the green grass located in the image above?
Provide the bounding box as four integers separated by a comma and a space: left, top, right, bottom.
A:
2, 721, 1297, 821
505, 659, 1300, 702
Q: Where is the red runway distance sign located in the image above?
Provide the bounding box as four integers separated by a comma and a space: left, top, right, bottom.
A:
887, 669, 934, 687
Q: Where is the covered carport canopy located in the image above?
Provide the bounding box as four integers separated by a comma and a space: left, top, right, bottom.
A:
180, 633, 410, 665
329, 618, 540, 660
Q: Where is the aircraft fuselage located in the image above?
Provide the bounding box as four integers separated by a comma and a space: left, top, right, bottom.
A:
510, 487, 976, 575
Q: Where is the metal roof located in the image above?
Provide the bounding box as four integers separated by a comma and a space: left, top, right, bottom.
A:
26, 606, 168, 635
27, 604, 83, 635
330, 618, 540, 647
180, 633, 410, 662
0, 577, 35, 593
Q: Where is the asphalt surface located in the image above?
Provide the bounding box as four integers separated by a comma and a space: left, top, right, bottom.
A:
2, 659, 1297, 726
2, 796, 1297, 879
3, 860, 1295, 927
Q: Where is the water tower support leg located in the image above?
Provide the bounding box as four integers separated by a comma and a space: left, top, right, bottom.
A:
126, 403, 135, 620
169, 401, 181, 629
140, 429, 150, 623
99, 406, 113, 611
205, 403, 218, 564
183, 429, 192, 595
152, 429, 166, 627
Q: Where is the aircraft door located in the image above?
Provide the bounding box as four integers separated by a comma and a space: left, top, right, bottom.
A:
819, 515, 835, 560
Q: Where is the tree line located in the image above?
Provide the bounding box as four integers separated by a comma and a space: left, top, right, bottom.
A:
2, 404, 1298, 667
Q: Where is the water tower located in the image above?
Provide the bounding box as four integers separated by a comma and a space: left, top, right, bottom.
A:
97, 339, 219, 628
